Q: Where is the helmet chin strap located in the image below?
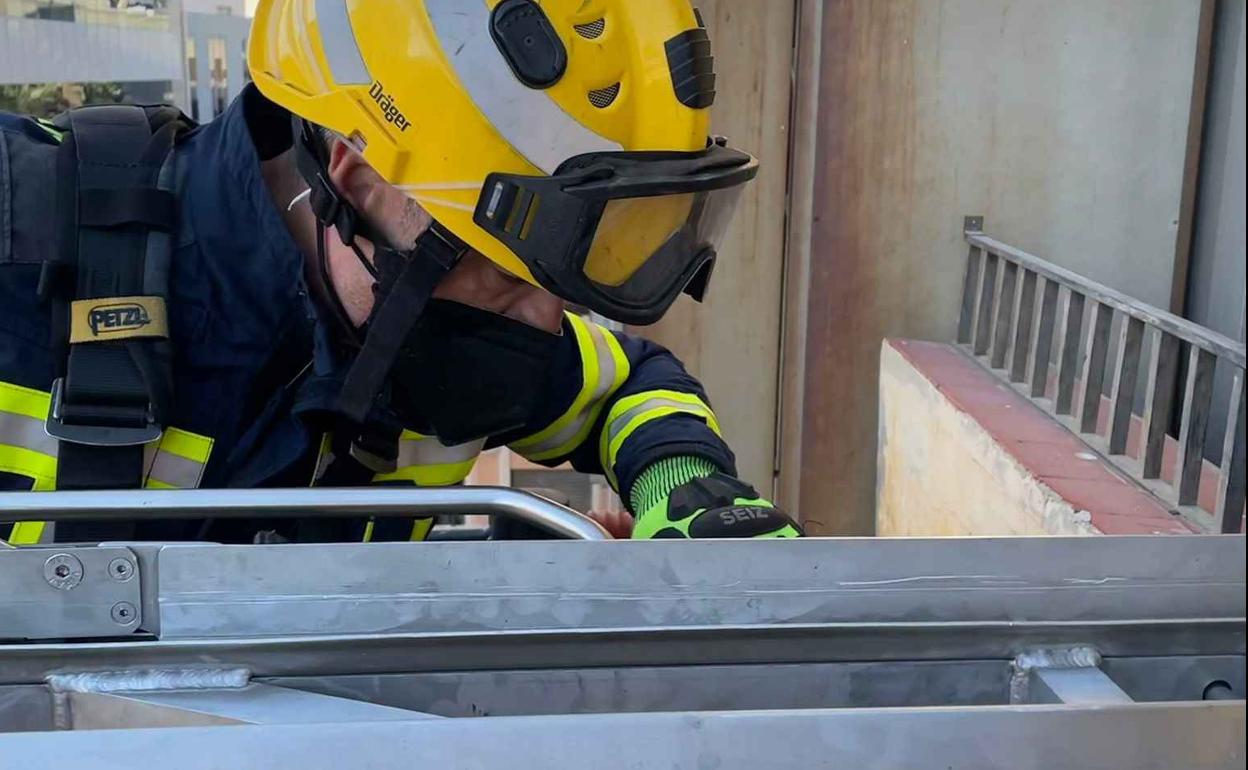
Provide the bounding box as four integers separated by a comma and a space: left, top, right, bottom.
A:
292, 118, 467, 471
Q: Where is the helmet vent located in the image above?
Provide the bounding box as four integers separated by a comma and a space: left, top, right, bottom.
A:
588, 83, 621, 108
574, 19, 606, 39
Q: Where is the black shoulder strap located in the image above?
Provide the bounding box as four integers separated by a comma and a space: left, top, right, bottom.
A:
291, 117, 464, 473
41, 104, 192, 492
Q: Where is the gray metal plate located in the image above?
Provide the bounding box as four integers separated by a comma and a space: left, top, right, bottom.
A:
3, 619, 1243, 685
267, 661, 1012, 716
152, 536, 1246, 639
0, 686, 52, 733
0, 702, 1242, 770
66, 684, 437, 729
0, 546, 141, 641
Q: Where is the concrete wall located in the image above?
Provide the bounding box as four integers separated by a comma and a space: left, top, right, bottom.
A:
787, 0, 1205, 534
878, 340, 1096, 537
877, 338, 1196, 537
630, 0, 796, 496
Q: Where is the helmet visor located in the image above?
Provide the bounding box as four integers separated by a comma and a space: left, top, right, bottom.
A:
474, 141, 758, 324
581, 186, 742, 305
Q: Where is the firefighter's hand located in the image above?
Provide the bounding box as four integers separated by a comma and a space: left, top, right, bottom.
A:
632, 473, 803, 539
588, 508, 635, 539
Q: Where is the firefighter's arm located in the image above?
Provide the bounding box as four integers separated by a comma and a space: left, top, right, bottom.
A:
493, 313, 801, 539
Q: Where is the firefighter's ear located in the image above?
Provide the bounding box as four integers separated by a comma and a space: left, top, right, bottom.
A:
326, 138, 400, 227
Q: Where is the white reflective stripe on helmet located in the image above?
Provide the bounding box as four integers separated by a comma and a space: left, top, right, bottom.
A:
291, 0, 330, 93
315, 0, 371, 85
425, 0, 622, 175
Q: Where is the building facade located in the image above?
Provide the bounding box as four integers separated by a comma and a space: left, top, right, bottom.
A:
1, 0, 186, 109
1, 0, 248, 118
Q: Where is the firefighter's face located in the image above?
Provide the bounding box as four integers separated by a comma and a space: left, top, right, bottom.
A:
324, 139, 564, 333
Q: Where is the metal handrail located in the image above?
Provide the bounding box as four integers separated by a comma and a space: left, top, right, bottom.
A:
0, 487, 611, 541
957, 217, 1246, 533
964, 231, 1245, 367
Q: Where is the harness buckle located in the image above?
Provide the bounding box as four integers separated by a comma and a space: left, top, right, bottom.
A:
44, 378, 162, 447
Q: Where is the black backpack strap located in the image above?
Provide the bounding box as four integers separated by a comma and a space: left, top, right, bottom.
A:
41, 104, 189, 491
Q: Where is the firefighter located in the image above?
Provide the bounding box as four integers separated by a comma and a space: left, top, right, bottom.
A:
0, 0, 801, 543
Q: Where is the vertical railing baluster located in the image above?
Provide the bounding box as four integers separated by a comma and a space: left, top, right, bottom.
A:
1216, 371, 1245, 533
1010, 270, 1038, 383
973, 252, 999, 356
1175, 346, 1217, 505
1028, 279, 1060, 398
957, 246, 983, 345
1055, 290, 1086, 416
959, 226, 1246, 533
1141, 332, 1181, 478
1077, 303, 1114, 434
991, 261, 1019, 369
1108, 316, 1146, 455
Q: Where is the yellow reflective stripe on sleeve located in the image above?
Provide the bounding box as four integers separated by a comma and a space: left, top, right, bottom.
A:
1, 382, 57, 544
510, 313, 630, 462
34, 117, 65, 142
599, 390, 722, 489
0, 380, 53, 421
1, 432, 59, 484
361, 517, 432, 543
144, 428, 214, 489
3, 382, 213, 490
409, 517, 434, 541
1, 386, 58, 541
310, 433, 334, 486
372, 431, 484, 487
7, 521, 47, 544
3, 380, 214, 545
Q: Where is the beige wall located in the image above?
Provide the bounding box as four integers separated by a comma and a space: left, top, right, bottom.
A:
877, 340, 1098, 537
632, 0, 797, 495
786, 0, 1205, 534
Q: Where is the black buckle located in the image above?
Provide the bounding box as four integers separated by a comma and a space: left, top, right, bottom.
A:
44, 378, 162, 447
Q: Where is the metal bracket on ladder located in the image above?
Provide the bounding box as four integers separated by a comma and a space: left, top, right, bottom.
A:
0, 546, 143, 641
1009, 646, 1133, 705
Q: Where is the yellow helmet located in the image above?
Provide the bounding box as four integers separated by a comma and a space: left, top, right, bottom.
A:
249, 0, 757, 324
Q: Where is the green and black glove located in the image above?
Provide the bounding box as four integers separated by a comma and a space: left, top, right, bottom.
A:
630, 457, 803, 539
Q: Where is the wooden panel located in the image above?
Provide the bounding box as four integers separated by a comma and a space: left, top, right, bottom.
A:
786, 0, 1201, 533
775, 0, 824, 512
629, 1, 796, 498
